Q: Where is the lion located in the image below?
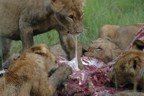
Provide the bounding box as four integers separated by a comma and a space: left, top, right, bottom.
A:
110, 50, 144, 90
0, 0, 84, 60
84, 38, 122, 63
1, 44, 72, 96
99, 24, 144, 50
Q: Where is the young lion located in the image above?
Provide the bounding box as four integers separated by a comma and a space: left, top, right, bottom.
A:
84, 38, 122, 63
110, 51, 144, 89
99, 24, 144, 50
2, 44, 57, 96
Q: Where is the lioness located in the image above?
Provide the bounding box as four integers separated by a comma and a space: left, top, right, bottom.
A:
2, 44, 72, 96
84, 38, 122, 63
0, 0, 84, 60
110, 51, 144, 90
99, 24, 144, 50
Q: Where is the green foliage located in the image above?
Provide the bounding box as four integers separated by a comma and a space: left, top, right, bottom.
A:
10, 0, 144, 53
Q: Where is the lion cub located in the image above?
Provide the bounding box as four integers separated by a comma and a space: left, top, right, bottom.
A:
99, 24, 144, 50
110, 51, 144, 89
85, 38, 122, 63
3, 44, 57, 96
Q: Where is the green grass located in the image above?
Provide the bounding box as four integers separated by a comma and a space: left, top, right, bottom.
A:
10, 0, 144, 54
83, 0, 144, 42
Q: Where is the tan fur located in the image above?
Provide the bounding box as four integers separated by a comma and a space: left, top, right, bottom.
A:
0, 77, 4, 95
3, 44, 57, 96
50, 43, 67, 57
99, 24, 120, 41
110, 51, 144, 89
85, 38, 122, 63
99, 24, 144, 50
0, 0, 84, 60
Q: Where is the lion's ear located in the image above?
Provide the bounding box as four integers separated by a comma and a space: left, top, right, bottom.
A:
31, 44, 49, 56
129, 56, 141, 70
133, 40, 144, 50
51, 0, 65, 12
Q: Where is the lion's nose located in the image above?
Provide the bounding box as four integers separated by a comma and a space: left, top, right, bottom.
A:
67, 31, 70, 34
76, 28, 83, 33
75, 25, 83, 33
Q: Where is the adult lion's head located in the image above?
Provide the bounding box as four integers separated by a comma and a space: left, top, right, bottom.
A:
51, 0, 84, 35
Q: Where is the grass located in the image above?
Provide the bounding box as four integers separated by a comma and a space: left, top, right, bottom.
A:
83, 0, 144, 42
10, 0, 144, 54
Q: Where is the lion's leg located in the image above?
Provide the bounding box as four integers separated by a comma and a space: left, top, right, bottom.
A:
38, 72, 54, 96
19, 15, 34, 50
0, 37, 11, 69
1, 37, 11, 60
48, 65, 72, 95
58, 32, 75, 60
49, 65, 72, 88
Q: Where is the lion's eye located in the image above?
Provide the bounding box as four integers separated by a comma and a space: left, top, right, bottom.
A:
66, 15, 74, 22
95, 47, 103, 51
69, 15, 74, 20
